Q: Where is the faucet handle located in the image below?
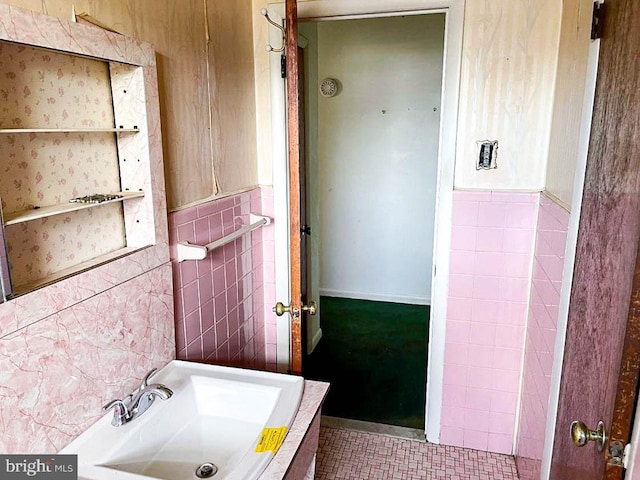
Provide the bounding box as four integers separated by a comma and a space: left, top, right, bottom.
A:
141, 368, 158, 388
103, 399, 130, 426
103, 398, 126, 412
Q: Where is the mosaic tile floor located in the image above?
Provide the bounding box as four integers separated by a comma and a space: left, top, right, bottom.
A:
316, 426, 519, 480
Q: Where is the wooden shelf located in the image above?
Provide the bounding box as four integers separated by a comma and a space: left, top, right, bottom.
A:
11, 245, 149, 296
0, 127, 139, 133
3, 191, 145, 226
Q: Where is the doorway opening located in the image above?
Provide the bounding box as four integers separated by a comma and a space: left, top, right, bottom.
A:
298, 13, 446, 430
268, 0, 463, 442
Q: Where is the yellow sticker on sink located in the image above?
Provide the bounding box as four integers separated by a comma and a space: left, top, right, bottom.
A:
255, 426, 288, 454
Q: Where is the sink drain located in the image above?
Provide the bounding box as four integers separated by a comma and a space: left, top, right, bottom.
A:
195, 463, 218, 478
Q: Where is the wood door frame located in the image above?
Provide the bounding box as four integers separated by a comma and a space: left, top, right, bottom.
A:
267, 0, 465, 442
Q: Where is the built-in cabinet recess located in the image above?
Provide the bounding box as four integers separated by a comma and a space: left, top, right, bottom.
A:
0, 36, 157, 300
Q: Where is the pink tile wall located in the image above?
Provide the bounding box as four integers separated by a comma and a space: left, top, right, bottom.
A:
441, 191, 538, 454
169, 186, 275, 370
257, 187, 278, 371
515, 194, 569, 479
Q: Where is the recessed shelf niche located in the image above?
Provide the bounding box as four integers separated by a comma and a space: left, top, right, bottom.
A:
0, 40, 154, 296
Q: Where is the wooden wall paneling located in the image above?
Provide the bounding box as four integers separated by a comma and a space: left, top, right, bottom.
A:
250, 0, 274, 187
70, 0, 214, 210
454, 0, 561, 191
125, 0, 214, 210
40, 0, 111, 23
205, 0, 259, 195
544, 0, 593, 207
66, 1, 135, 45
250, 0, 566, 192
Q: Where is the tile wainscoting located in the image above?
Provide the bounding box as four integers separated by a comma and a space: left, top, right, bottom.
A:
440, 190, 571, 463
169, 186, 277, 370
441, 191, 538, 454
515, 194, 569, 479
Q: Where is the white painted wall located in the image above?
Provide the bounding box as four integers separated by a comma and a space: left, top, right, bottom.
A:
316, 14, 445, 305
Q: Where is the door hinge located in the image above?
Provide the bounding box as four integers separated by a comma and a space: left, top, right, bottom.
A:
301, 225, 311, 236
281, 55, 287, 78
607, 440, 629, 468
591, 1, 605, 40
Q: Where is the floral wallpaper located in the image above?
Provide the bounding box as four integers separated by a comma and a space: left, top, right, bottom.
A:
0, 41, 125, 290
5, 204, 126, 289
0, 42, 116, 130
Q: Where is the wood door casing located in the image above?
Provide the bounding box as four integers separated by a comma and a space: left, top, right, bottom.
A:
549, 1, 640, 478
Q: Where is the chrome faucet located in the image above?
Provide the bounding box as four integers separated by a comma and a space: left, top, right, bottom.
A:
103, 368, 173, 427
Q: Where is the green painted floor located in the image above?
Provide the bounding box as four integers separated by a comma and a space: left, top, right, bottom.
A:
303, 296, 429, 429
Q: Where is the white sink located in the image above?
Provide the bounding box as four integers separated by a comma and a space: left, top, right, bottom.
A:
61, 360, 305, 480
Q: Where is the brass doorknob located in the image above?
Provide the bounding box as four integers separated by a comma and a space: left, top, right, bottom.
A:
302, 301, 317, 316
272, 301, 317, 316
571, 420, 607, 451
273, 302, 291, 316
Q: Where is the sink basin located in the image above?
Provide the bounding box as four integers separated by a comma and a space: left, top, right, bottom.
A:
60, 360, 305, 480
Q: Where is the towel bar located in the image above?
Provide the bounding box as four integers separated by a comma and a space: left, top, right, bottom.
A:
176, 214, 271, 262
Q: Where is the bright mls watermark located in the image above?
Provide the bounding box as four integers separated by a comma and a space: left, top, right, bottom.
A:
0, 455, 77, 480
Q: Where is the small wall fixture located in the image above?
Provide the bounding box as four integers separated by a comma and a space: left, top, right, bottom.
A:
476, 140, 498, 170
261, 8, 286, 53
320, 78, 340, 98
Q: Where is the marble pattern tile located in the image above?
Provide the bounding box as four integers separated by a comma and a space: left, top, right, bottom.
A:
283, 414, 321, 480
0, 264, 175, 454
110, 62, 160, 249
0, 4, 154, 67
261, 380, 330, 480
0, 242, 169, 336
